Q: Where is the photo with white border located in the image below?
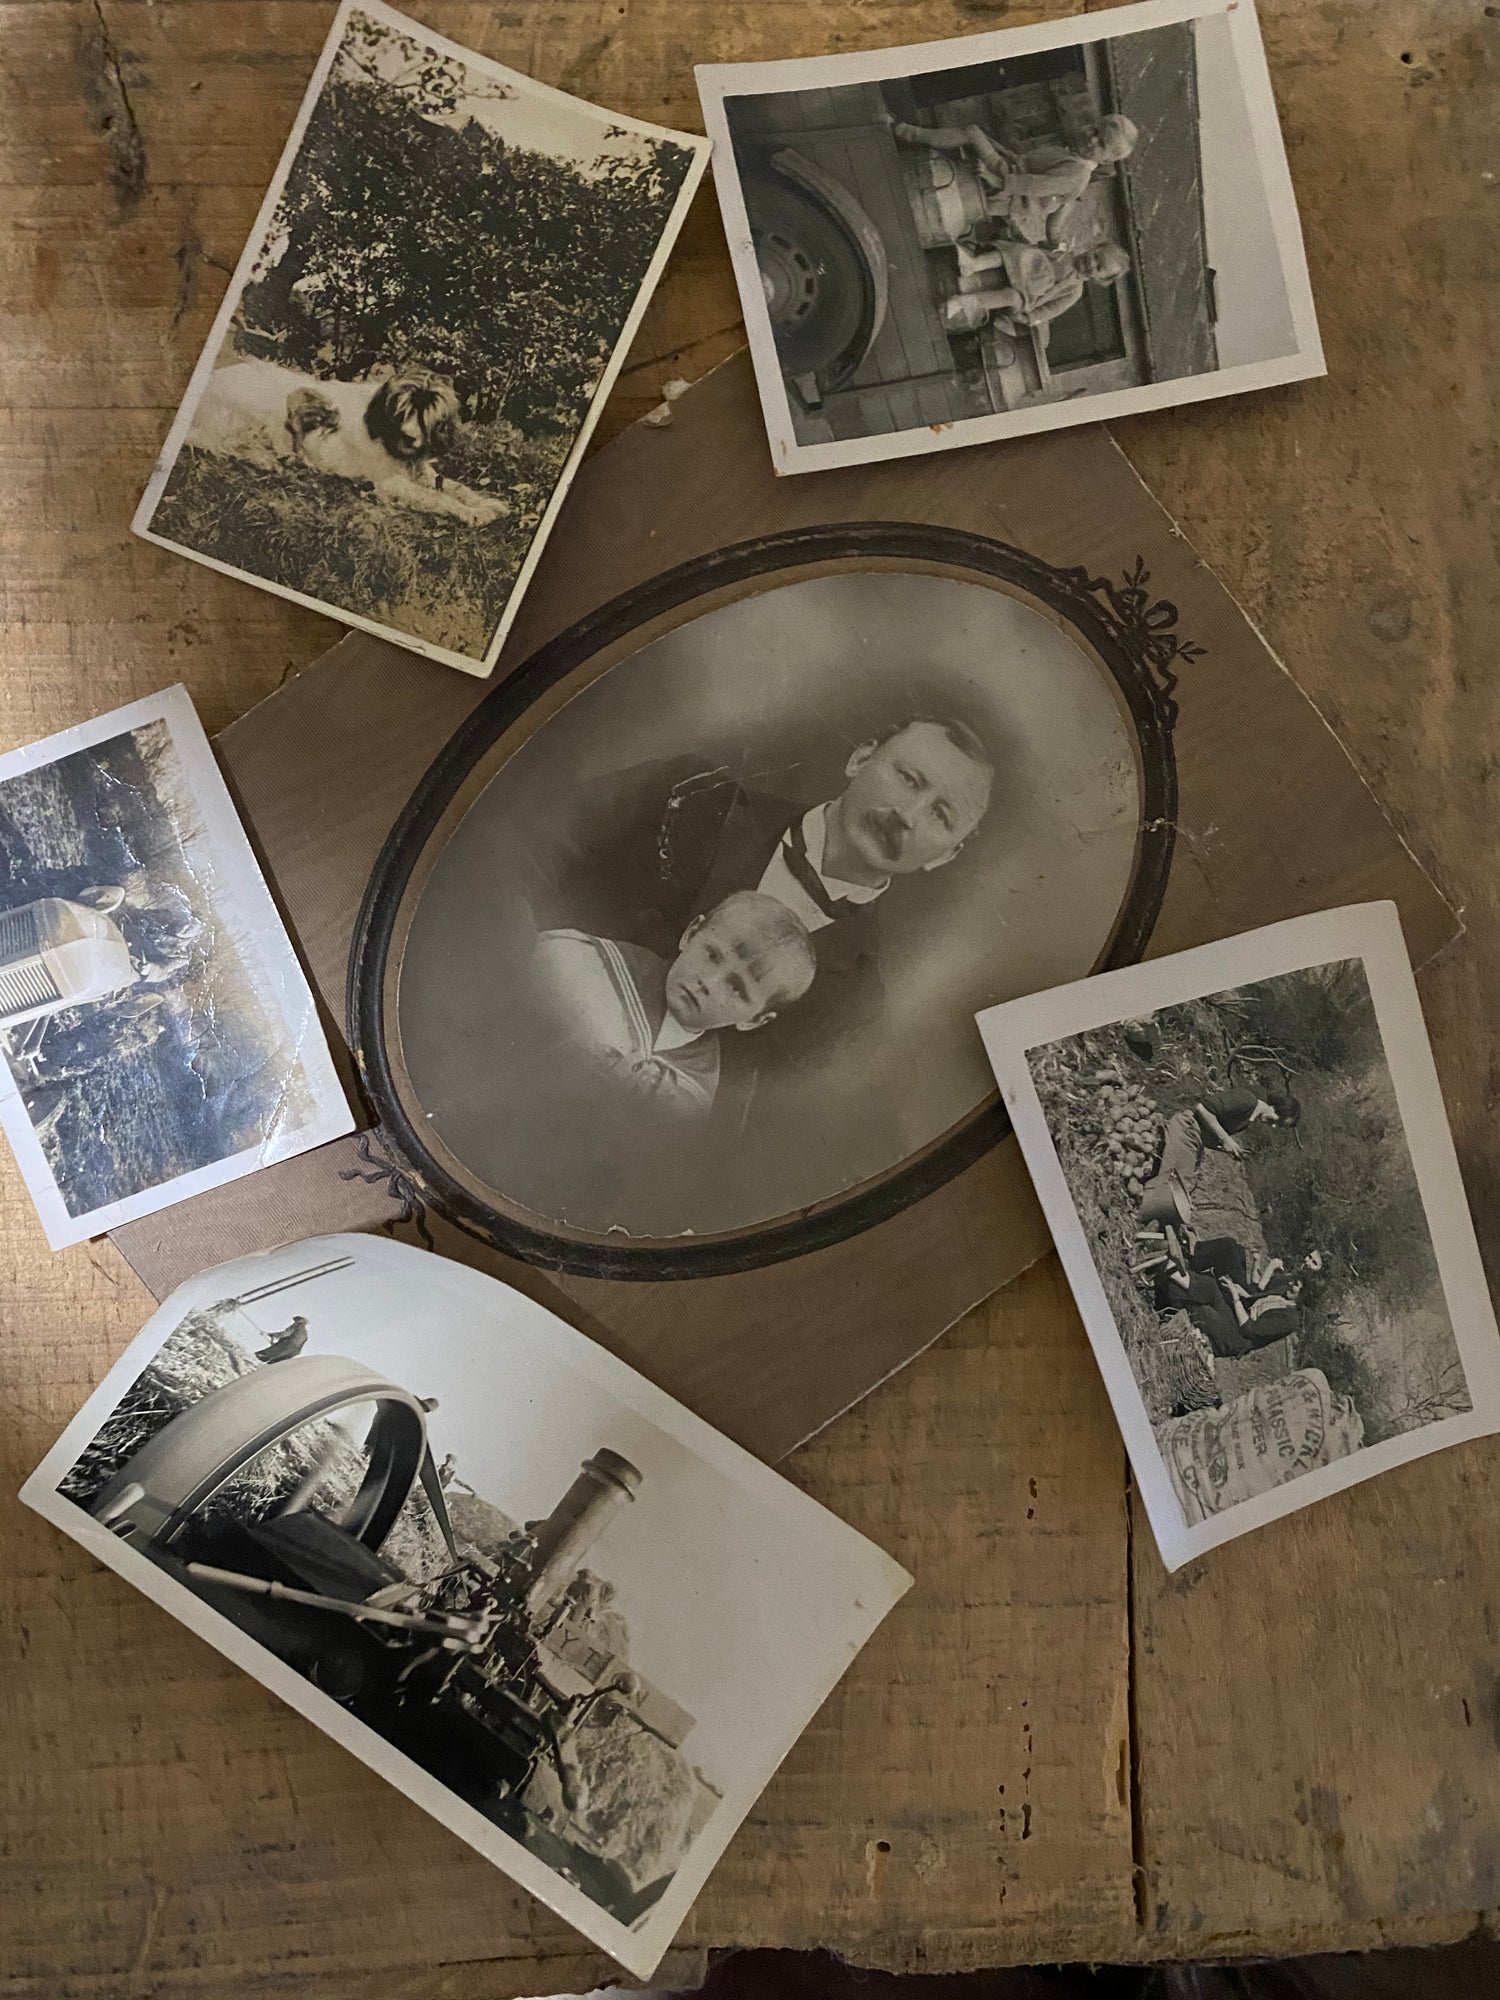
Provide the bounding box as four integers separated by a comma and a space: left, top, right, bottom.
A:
977, 905, 1500, 1572
135, 0, 710, 676
21, 1234, 910, 1978
698, 0, 1323, 474
0, 686, 351, 1248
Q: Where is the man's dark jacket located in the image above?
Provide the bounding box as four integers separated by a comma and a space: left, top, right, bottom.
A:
528, 755, 885, 1056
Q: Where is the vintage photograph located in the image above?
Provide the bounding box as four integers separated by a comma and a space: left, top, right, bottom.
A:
0, 688, 350, 1248
135, 0, 707, 674
697, 0, 1322, 472
22, 1236, 908, 1977
391, 565, 1150, 1246
979, 905, 1500, 1569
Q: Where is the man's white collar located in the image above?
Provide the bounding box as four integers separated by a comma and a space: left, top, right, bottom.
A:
803, 803, 888, 903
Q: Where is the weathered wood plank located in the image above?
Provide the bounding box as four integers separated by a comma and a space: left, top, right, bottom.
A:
1120, 0, 1500, 1959
1, 1250, 1137, 1991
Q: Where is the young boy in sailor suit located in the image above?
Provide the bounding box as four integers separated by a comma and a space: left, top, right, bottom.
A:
530, 889, 816, 1122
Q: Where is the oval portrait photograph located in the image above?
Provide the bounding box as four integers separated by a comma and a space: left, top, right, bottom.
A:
357, 534, 1177, 1274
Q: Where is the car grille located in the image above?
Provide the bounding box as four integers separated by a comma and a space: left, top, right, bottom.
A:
0, 905, 61, 1014
0, 959, 60, 1014
0, 904, 43, 962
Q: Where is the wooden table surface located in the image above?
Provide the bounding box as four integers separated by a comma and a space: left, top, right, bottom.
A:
4, 2, 1500, 1993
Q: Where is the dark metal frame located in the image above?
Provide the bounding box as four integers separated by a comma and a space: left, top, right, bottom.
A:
349, 523, 1198, 1281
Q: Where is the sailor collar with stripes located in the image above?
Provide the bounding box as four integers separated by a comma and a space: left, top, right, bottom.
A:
592, 937, 707, 1055
653, 1008, 704, 1054
532, 928, 720, 1119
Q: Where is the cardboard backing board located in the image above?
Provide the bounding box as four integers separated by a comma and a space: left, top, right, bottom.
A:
111, 354, 1457, 1463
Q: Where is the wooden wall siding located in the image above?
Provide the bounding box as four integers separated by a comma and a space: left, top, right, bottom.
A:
843, 134, 955, 392
1106, 23, 1219, 383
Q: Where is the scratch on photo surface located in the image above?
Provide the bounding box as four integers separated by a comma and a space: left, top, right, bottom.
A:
256, 994, 315, 1163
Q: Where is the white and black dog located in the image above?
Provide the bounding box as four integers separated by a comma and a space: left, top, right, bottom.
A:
186, 359, 508, 524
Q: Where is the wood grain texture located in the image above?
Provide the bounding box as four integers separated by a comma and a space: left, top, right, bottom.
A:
1116, 0, 1500, 1960
2, 0, 1499, 1991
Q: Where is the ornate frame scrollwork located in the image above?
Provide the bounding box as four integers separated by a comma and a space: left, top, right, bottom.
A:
1063, 554, 1205, 728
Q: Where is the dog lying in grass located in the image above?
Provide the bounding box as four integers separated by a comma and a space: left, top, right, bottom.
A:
186, 360, 509, 525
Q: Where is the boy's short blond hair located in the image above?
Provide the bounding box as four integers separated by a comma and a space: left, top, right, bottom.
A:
1097, 113, 1139, 163
710, 891, 816, 1005
1089, 242, 1132, 283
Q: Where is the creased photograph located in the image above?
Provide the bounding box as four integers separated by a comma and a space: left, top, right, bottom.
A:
21, 1235, 910, 1978
0, 688, 351, 1247
135, 0, 709, 675
698, 0, 1322, 473
978, 905, 1500, 1571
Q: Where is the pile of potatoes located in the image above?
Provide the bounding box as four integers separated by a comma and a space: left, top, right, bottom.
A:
1088, 1070, 1162, 1200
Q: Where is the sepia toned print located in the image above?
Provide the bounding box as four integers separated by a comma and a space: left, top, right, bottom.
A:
135, 1, 707, 674
979, 906, 1500, 1570
388, 563, 1153, 1255
22, 1237, 909, 1978
698, 0, 1322, 473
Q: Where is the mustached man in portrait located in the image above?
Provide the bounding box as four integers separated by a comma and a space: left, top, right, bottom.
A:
398, 709, 1001, 1238
517, 715, 995, 1212
548, 717, 993, 1028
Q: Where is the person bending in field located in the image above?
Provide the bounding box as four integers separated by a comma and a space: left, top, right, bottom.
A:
1138, 1227, 1324, 1298
1138, 1083, 1301, 1216
1181, 1235, 1325, 1295
530, 889, 817, 1123
1189, 1084, 1301, 1158
1153, 1263, 1322, 1362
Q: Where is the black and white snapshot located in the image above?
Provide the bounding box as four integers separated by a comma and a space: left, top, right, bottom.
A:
698, 0, 1321, 470
392, 567, 1145, 1249
0, 689, 349, 1248
980, 906, 1500, 1569
135, 0, 706, 674
24, 1236, 907, 1976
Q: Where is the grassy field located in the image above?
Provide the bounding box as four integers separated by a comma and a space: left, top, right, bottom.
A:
1030, 965, 1470, 1450
151, 431, 570, 660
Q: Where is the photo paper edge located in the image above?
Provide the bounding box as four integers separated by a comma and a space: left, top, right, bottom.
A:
696, 86, 804, 476
696, 0, 1324, 477
694, 0, 1232, 98
133, 525, 492, 675
977, 902, 1500, 1569
0, 685, 353, 1248
477, 133, 714, 671
132, 0, 713, 675
20, 1235, 910, 1967
17, 1474, 675, 1977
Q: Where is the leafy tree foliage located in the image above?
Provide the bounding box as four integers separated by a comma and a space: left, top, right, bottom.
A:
233, 10, 694, 444
1233, 964, 1435, 1312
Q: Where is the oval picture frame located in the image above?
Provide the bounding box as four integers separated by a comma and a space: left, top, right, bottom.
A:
349, 523, 1186, 1280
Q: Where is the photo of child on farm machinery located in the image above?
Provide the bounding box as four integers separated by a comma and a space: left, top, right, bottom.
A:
60, 1254, 711, 1927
